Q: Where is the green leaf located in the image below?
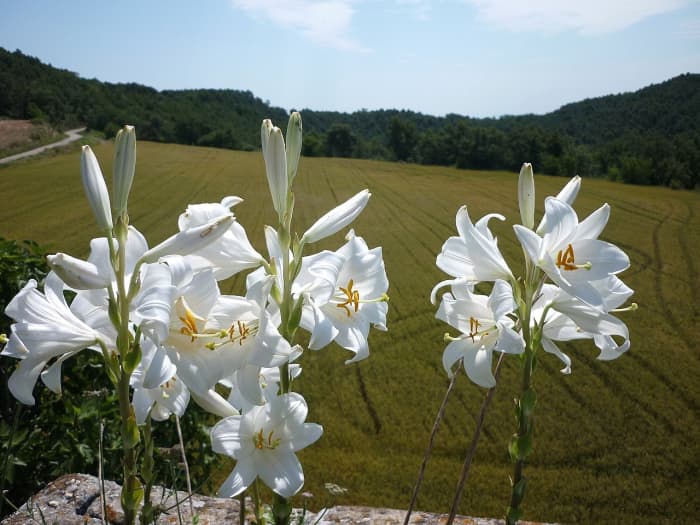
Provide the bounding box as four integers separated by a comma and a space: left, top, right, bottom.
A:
506, 505, 523, 524
521, 388, 537, 420
123, 412, 141, 449
121, 476, 144, 511
512, 476, 527, 505
123, 343, 142, 376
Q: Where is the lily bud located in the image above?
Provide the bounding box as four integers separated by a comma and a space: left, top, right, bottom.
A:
140, 214, 234, 263
47, 253, 111, 290
262, 124, 289, 222
286, 112, 303, 184
113, 125, 136, 221
81, 146, 113, 232
518, 163, 535, 229
301, 189, 371, 244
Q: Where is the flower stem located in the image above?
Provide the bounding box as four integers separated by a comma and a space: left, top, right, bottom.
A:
404, 371, 458, 525
447, 352, 505, 525
506, 342, 536, 525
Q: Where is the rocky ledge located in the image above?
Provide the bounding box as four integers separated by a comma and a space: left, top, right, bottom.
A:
1, 474, 554, 525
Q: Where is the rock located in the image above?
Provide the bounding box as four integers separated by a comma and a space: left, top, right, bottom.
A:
1, 474, 555, 525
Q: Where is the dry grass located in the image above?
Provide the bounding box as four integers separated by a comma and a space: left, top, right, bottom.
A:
1, 141, 699, 524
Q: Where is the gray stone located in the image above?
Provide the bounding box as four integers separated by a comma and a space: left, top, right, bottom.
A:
1, 474, 556, 525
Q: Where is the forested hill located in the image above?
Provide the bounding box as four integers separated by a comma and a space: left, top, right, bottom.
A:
1, 47, 698, 188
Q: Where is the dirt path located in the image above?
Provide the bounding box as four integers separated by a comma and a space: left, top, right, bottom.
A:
0, 127, 86, 165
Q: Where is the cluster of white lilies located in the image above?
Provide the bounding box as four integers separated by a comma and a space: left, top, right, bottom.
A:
434, 164, 634, 386
1, 113, 388, 523
432, 164, 635, 523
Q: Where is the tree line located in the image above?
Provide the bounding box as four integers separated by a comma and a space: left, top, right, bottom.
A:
1, 47, 698, 188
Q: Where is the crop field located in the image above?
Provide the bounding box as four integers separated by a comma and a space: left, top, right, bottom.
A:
1, 141, 699, 524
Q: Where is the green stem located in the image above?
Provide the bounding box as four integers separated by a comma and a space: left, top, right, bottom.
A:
506, 278, 538, 525
110, 227, 142, 525
253, 479, 264, 524
140, 415, 155, 525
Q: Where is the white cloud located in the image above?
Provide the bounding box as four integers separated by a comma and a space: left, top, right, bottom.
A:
231, 0, 369, 51
463, 0, 692, 34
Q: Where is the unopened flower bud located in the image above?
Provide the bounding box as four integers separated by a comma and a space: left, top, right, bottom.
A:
81, 146, 113, 232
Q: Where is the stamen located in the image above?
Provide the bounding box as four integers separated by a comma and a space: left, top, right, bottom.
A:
556, 244, 577, 271
253, 428, 280, 450
337, 279, 360, 317
468, 317, 481, 342
555, 243, 591, 271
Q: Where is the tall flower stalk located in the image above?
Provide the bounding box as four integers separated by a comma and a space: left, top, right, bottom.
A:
433, 163, 635, 523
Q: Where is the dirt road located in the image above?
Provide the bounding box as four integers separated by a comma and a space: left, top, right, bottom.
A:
0, 127, 86, 165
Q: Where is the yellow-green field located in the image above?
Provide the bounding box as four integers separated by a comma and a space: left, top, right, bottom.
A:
1, 142, 699, 524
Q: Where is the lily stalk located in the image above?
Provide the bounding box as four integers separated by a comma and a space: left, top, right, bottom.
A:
506, 266, 541, 525
268, 113, 305, 525
109, 218, 143, 525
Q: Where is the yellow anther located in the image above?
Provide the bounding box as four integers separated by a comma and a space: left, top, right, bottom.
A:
468, 317, 481, 342
556, 244, 577, 271
337, 279, 360, 317
228, 320, 252, 345
253, 428, 280, 450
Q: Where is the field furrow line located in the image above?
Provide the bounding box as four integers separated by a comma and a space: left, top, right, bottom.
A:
355, 366, 382, 434
651, 211, 697, 356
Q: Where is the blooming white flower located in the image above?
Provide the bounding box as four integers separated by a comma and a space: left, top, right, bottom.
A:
163, 270, 293, 412
514, 197, 630, 309
1, 273, 110, 405
81, 145, 113, 232
436, 206, 513, 283
295, 231, 388, 363
301, 189, 371, 244
437, 280, 524, 387
532, 278, 634, 374
211, 392, 322, 498
177, 196, 263, 280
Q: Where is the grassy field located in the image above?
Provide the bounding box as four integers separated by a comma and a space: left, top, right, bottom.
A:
1, 141, 699, 524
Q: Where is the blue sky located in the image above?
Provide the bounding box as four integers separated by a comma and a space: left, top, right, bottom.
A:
1, 0, 698, 117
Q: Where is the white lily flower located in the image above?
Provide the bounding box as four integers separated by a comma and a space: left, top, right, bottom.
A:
1, 273, 109, 405
112, 125, 136, 220
295, 231, 388, 363
301, 190, 371, 244
533, 279, 633, 373
177, 197, 263, 280
518, 163, 535, 229
211, 392, 322, 498
436, 206, 513, 283
514, 197, 630, 309
81, 145, 113, 232
261, 122, 288, 221
163, 271, 293, 408
46, 252, 111, 290
437, 279, 524, 388
141, 214, 234, 264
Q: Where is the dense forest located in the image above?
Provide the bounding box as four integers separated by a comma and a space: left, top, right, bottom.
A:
1, 47, 698, 188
